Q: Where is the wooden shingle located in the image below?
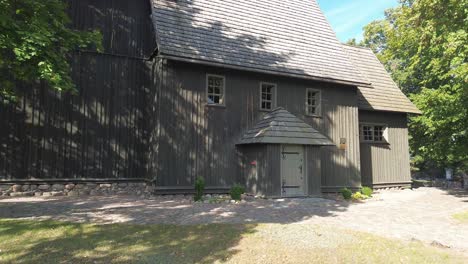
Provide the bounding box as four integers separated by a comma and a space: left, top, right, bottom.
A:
151, 0, 368, 86
343, 44, 421, 114
237, 108, 334, 145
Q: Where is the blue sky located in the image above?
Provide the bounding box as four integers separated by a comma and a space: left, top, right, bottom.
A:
317, 0, 398, 42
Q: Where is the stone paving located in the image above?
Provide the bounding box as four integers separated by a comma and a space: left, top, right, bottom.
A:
1, 187, 467, 254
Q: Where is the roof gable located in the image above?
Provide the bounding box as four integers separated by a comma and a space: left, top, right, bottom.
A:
237, 108, 334, 146
343, 45, 421, 114
151, 0, 368, 86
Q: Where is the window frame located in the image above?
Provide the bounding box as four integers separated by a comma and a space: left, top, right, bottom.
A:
259, 82, 277, 111
305, 88, 322, 117
360, 123, 388, 143
206, 74, 226, 106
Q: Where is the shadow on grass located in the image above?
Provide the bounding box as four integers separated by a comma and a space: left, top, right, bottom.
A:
0, 219, 256, 263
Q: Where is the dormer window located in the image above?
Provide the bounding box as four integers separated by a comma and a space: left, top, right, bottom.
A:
306, 88, 321, 116
260, 82, 276, 111
206, 74, 225, 105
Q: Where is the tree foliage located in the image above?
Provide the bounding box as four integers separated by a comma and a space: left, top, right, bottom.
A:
0, 0, 101, 104
359, 0, 467, 170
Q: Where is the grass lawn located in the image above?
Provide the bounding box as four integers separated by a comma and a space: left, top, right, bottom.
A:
0, 219, 466, 263
453, 211, 468, 223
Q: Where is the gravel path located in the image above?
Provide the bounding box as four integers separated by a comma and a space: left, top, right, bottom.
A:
1, 187, 467, 254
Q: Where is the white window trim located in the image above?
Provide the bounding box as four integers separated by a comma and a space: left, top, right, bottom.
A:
259, 82, 277, 111
305, 88, 321, 117
360, 123, 389, 143
206, 74, 226, 106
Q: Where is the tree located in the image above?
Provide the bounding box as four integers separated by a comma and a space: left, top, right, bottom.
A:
345, 38, 359, 46
0, 0, 101, 104
361, 0, 467, 171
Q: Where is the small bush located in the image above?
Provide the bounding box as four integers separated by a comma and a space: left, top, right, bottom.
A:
340, 188, 352, 200
361, 186, 373, 197
194, 177, 205, 201
230, 184, 245, 201
351, 191, 366, 200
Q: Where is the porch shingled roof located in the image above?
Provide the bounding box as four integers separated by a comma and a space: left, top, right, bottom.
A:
237, 108, 334, 146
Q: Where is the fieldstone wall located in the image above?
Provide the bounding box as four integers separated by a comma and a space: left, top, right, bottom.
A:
0, 182, 153, 198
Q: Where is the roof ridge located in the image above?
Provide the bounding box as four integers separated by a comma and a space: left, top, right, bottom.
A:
341, 43, 373, 51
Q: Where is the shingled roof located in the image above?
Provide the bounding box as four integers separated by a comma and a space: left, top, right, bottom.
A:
343, 45, 421, 114
237, 108, 334, 146
151, 0, 369, 86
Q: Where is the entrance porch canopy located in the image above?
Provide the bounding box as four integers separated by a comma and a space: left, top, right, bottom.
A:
237, 108, 334, 146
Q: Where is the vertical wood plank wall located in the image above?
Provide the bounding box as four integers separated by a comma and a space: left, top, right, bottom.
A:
306, 146, 322, 195
0, 0, 155, 180
359, 111, 412, 187
151, 60, 361, 190
240, 144, 281, 197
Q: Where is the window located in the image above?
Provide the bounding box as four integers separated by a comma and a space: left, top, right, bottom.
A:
374, 125, 385, 142
206, 74, 225, 105
362, 125, 374, 141
360, 124, 388, 143
260, 82, 276, 110
306, 88, 321, 116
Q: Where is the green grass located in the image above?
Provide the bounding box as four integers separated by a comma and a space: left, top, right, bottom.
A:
453, 211, 468, 223
0, 219, 466, 264
0, 219, 255, 264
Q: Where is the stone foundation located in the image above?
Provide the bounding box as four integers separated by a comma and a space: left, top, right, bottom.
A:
0, 182, 153, 198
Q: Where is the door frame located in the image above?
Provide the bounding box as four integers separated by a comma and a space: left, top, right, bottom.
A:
280, 144, 307, 197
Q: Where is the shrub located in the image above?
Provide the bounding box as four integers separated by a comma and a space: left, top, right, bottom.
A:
351, 191, 366, 200
230, 184, 245, 201
194, 177, 205, 201
340, 188, 352, 200
361, 186, 373, 197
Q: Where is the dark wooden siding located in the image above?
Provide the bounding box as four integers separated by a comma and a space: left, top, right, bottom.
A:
69, 0, 155, 57
0, 0, 155, 180
150, 60, 361, 190
0, 54, 151, 180
306, 146, 321, 195
359, 110, 411, 187
240, 144, 281, 197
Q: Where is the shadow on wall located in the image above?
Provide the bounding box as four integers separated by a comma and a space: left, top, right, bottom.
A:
0, 55, 150, 180
0, 0, 155, 180
149, 0, 309, 188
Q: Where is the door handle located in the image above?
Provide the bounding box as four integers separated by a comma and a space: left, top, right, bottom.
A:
299, 165, 303, 174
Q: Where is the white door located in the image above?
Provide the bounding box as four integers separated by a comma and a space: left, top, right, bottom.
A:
281, 145, 305, 197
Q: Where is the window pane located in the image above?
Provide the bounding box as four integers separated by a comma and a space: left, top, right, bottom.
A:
363, 126, 373, 141
207, 76, 224, 104
260, 83, 275, 109
309, 107, 316, 114
374, 126, 384, 141
208, 95, 215, 104
306, 89, 320, 115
